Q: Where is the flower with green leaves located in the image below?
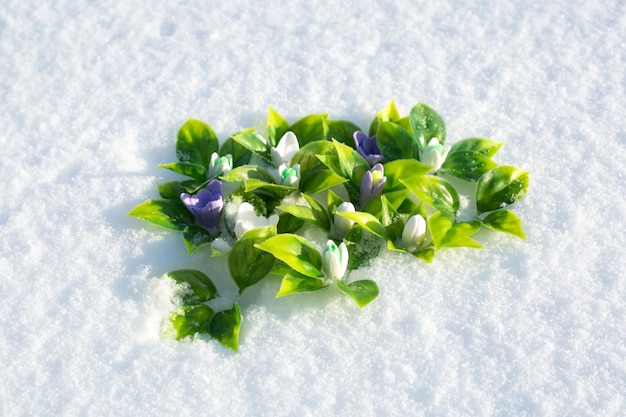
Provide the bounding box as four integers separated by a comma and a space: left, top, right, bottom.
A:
421, 138, 450, 172
322, 240, 349, 282
208, 152, 233, 179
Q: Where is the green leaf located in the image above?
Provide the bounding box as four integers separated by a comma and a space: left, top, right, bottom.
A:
326, 119, 362, 147
428, 212, 482, 250
231, 130, 271, 161
369, 101, 401, 136
176, 119, 219, 167
127, 199, 194, 230
219, 137, 253, 168
300, 168, 348, 194
409, 103, 446, 153
163, 269, 218, 302
476, 166, 529, 213
336, 279, 379, 308
401, 175, 460, 215
276, 270, 327, 297
304, 193, 332, 231
221, 165, 275, 183
288, 114, 329, 146
228, 226, 277, 292
168, 304, 214, 341
183, 225, 217, 253
331, 140, 370, 184
335, 211, 387, 239
292, 140, 348, 194
158, 181, 187, 201
343, 227, 381, 271
267, 107, 289, 147
209, 303, 242, 351
376, 121, 417, 161
277, 203, 325, 230
277, 212, 305, 234
255, 234, 324, 278
449, 137, 503, 157
481, 209, 526, 239
382, 159, 432, 192
439, 151, 498, 182
413, 247, 435, 263
158, 162, 207, 182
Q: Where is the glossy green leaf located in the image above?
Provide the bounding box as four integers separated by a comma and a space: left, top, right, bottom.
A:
183, 225, 217, 253
292, 141, 348, 194
335, 211, 387, 239
336, 279, 379, 308
176, 119, 219, 167
413, 247, 435, 263
163, 269, 218, 302
288, 114, 329, 146
158, 162, 207, 182
409, 103, 446, 153
228, 226, 277, 292
277, 212, 305, 234
331, 140, 370, 184
276, 271, 326, 297
276, 204, 318, 223
382, 159, 432, 192
428, 212, 482, 250
299, 168, 348, 194
401, 175, 460, 215
439, 151, 498, 181
304, 193, 332, 231
449, 137, 503, 157
267, 107, 289, 147
476, 166, 529, 213
327, 119, 362, 147
376, 121, 417, 161
169, 304, 214, 340
231, 130, 271, 160
343, 227, 381, 271
158, 181, 187, 201
219, 137, 253, 168
209, 303, 242, 351
127, 199, 194, 230
255, 234, 324, 278
481, 209, 526, 239
221, 165, 275, 184
369, 101, 401, 136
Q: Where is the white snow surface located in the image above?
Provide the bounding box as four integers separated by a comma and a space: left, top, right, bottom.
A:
1, 1, 625, 416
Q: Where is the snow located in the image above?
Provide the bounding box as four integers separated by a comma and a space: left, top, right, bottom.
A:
1, 1, 625, 416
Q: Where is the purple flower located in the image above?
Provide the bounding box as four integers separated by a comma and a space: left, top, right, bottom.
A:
180, 180, 224, 234
354, 131, 385, 166
360, 163, 386, 208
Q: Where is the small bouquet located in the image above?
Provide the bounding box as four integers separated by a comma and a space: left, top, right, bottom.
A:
129, 101, 529, 351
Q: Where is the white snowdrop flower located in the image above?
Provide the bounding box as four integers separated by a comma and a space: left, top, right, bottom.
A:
322, 240, 349, 281
401, 214, 427, 252
279, 163, 300, 187
420, 138, 451, 172
270, 131, 300, 168
331, 202, 355, 240
234, 202, 279, 239
208, 152, 233, 178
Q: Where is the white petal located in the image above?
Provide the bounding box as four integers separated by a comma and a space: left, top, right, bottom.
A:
276, 131, 299, 163
339, 242, 349, 277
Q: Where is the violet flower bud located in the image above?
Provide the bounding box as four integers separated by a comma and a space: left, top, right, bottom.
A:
359, 163, 386, 208
354, 131, 385, 166
180, 180, 224, 234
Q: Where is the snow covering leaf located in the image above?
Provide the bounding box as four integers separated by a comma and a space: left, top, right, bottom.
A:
182, 225, 218, 253
476, 166, 529, 213
169, 304, 214, 341
164, 269, 218, 302
176, 119, 219, 167
127, 199, 194, 230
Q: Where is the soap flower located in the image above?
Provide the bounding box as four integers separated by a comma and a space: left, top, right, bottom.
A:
401, 214, 427, 252
359, 163, 386, 208
420, 138, 450, 172
354, 131, 385, 166
279, 163, 300, 188
208, 152, 233, 179
331, 201, 355, 240
233, 202, 279, 239
270, 131, 300, 168
322, 240, 349, 281
180, 180, 223, 234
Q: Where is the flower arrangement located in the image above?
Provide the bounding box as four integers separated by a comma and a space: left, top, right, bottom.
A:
129, 101, 529, 351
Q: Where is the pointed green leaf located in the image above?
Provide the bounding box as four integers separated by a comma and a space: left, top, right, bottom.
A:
277, 212, 305, 234
209, 303, 242, 351
176, 119, 219, 167
401, 175, 460, 215
335, 211, 387, 239
255, 234, 324, 278
288, 114, 329, 146
228, 226, 277, 292
219, 137, 253, 168
476, 166, 529, 213
158, 162, 207, 182
183, 225, 218, 253
267, 107, 289, 147
231, 130, 271, 160
439, 151, 498, 181
409, 103, 446, 153
336, 279, 379, 308
428, 212, 482, 250
127, 199, 194, 230
276, 271, 327, 297
304, 193, 332, 231
331, 139, 370, 185
327, 119, 362, 147
449, 138, 503, 158
163, 269, 218, 302
376, 121, 417, 161
481, 209, 526, 239
413, 247, 435, 263
276, 204, 318, 223
221, 165, 275, 183
300, 168, 348, 194
158, 181, 187, 201
343, 227, 381, 271
369, 101, 401, 136
168, 304, 214, 340
382, 159, 432, 192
